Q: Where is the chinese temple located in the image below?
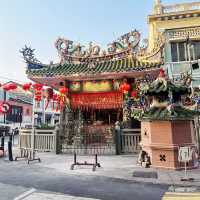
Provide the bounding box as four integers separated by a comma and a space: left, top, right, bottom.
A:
22, 29, 164, 153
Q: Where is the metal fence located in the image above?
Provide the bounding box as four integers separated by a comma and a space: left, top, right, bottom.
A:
121, 129, 141, 153
62, 132, 115, 155
18, 129, 57, 152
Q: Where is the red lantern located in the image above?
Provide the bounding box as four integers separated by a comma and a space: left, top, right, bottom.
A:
124, 83, 130, 91
119, 84, 125, 92
23, 83, 32, 91
131, 91, 138, 98
3, 83, 17, 91
3, 85, 9, 91
120, 83, 130, 93
59, 87, 68, 94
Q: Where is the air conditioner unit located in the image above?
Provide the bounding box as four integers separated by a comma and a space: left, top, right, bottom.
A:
192, 62, 199, 70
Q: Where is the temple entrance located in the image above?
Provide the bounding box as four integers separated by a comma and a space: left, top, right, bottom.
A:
61, 108, 122, 155
60, 107, 141, 155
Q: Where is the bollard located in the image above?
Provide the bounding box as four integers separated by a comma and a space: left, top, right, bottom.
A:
115, 121, 121, 155
8, 141, 13, 161
1, 137, 4, 152
9, 135, 12, 143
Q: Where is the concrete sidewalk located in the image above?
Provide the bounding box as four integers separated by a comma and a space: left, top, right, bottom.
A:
12, 150, 200, 187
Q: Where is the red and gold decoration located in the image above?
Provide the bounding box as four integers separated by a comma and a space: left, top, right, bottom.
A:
83, 80, 112, 92
58, 86, 69, 110
33, 83, 43, 102
52, 93, 60, 111
70, 81, 81, 92
71, 91, 123, 110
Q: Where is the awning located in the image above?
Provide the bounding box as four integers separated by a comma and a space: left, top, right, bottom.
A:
70, 91, 123, 110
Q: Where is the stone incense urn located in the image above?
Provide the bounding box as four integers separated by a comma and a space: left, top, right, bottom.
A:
140, 70, 199, 170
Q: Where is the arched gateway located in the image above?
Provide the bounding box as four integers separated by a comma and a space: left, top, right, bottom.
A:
22, 30, 164, 154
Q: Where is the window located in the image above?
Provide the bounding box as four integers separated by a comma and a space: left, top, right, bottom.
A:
171, 41, 200, 62
6, 105, 23, 123
194, 41, 200, 60
171, 43, 178, 62
35, 102, 41, 109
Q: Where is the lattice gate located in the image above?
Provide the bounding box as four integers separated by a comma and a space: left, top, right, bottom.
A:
61, 109, 115, 155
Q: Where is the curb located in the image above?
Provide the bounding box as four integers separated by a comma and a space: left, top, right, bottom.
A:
162, 192, 200, 200
63, 170, 200, 188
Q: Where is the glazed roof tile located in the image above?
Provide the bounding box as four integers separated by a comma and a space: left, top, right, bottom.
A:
27, 56, 162, 78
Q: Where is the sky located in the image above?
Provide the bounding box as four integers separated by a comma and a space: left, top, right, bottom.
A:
0, 0, 199, 83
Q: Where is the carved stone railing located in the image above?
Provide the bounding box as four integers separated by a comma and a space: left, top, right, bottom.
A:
167, 27, 200, 41
163, 2, 200, 14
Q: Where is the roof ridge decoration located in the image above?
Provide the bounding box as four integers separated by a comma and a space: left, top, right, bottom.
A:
55, 29, 142, 64
20, 45, 41, 64
137, 32, 165, 62
21, 29, 165, 71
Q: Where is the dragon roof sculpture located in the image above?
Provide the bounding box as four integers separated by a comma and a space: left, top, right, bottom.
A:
21, 29, 164, 84
54, 29, 142, 64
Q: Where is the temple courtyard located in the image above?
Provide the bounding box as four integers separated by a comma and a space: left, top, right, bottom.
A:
0, 150, 200, 200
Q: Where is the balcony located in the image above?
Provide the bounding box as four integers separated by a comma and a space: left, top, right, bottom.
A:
162, 2, 200, 14
166, 61, 200, 85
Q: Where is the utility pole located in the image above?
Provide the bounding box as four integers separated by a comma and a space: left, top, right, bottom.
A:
3, 90, 6, 124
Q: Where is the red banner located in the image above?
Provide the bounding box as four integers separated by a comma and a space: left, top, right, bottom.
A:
71, 91, 123, 110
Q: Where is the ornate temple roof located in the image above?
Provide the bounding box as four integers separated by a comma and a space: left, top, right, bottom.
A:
27, 56, 161, 79
22, 30, 164, 84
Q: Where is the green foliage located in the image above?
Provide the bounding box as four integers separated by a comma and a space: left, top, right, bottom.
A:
37, 123, 55, 130
143, 106, 199, 120
131, 108, 143, 120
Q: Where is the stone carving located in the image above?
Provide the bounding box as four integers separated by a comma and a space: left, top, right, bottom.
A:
138, 32, 165, 62
55, 30, 141, 63
167, 27, 200, 41
22, 30, 164, 64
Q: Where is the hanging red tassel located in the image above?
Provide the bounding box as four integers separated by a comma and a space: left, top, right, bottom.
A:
33, 83, 43, 102
33, 83, 43, 91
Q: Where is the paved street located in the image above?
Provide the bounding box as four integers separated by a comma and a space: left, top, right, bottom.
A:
0, 155, 168, 200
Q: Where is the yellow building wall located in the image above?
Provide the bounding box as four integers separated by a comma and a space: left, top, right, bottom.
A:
148, 16, 200, 50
